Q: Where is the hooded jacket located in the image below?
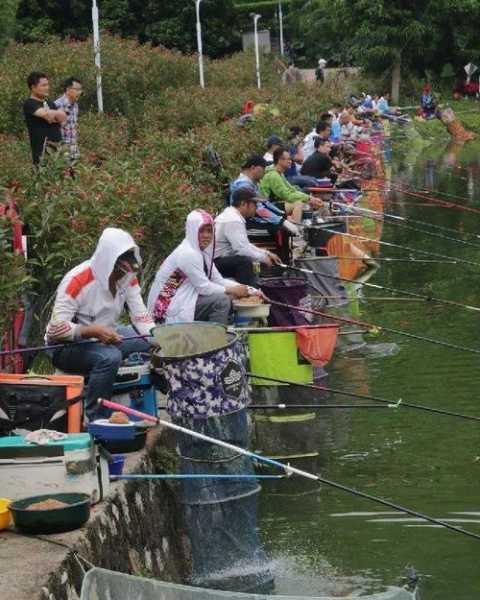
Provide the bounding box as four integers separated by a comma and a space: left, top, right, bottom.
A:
147, 210, 233, 323
46, 228, 154, 342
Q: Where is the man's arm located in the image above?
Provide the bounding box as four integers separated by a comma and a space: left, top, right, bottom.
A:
32, 106, 67, 124
223, 222, 270, 264
268, 171, 309, 204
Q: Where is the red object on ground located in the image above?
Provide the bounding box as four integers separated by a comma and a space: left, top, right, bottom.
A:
242, 100, 255, 115
0, 199, 26, 373
295, 325, 338, 367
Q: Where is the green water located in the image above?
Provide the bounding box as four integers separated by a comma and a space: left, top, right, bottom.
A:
258, 139, 480, 599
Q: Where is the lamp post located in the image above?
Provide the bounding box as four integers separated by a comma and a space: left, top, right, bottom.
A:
278, 1, 284, 57
251, 13, 262, 89
195, 0, 205, 89
91, 0, 104, 113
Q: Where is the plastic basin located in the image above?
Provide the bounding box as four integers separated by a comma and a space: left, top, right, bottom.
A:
10, 492, 90, 534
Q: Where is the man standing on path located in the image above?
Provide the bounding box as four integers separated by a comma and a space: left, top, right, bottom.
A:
55, 77, 82, 163
23, 71, 67, 166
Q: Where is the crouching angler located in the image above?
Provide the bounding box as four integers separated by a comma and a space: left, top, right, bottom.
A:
46, 227, 155, 421
147, 209, 250, 326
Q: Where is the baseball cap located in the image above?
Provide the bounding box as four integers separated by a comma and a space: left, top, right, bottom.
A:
266, 135, 283, 148
242, 154, 267, 169
232, 187, 260, 204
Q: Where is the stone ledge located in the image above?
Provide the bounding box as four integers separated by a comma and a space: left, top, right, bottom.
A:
0, 427, 189, 600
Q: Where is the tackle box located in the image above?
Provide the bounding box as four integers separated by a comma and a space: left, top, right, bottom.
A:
0, 374, 84, 435
0, 433, 109, 504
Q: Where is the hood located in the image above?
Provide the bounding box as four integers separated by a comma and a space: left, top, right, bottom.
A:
90, 227, 141, 289
185, 209, 214, 250
185, 209, 215, 276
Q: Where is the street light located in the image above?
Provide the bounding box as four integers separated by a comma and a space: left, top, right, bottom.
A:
250, 13, 262, 89
278, 1, 284, 57
91, 0, 104, 113
195, 0, 205, 89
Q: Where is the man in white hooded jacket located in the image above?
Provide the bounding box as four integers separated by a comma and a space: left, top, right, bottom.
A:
147, 209, 249, 325
46, 227, 155, 420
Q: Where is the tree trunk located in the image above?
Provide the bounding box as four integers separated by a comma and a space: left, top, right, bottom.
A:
391, 56, 401, 105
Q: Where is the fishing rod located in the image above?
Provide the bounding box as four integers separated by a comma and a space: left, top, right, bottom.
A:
388, 183, 480, 216
263, 296, 480, 355
0, 334, 152, 357
306, 256, 459, 264
332, 200, 480, 249
245, 372, 480, 423
111, 474, 285, 481
284, 264, 480, 313
100, 399, 480, 542
319, 228, 480, 268
157, 402, 395, 411
248, 403, 395, 410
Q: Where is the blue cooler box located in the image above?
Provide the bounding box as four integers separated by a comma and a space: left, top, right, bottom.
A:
110, 361, 157, 421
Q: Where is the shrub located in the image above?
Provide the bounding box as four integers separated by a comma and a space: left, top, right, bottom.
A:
0, 35, 342, 344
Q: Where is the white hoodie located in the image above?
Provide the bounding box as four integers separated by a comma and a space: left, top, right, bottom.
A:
147, 210, 233, 324
46, 228, 154, 342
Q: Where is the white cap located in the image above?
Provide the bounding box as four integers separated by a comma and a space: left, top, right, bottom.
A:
318, 58, 327, 67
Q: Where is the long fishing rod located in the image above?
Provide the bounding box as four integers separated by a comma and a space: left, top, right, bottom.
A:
248, 403, 394, 410
245, 372, 480, 423
307, 256, 459, 264
0, 334, 151, 357
388, 183, 480, 216
332, 200, 480, 249
285, 264, 480, 313
111, 474, 285, 481
320, 228, 480, 268
100, 399, 480, 542
264, 297, 480, 355
157, 402, 395, 411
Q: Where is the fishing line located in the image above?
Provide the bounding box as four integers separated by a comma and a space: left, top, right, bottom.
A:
332, 200, 480, 248
286, 264, 480, 313
264, 297, 480, 355
245, 372, 480, 423
99, 399, 480, 542
319, 228, 480, 268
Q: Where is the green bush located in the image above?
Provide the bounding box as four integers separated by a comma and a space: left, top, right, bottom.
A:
0, 35, 340, 344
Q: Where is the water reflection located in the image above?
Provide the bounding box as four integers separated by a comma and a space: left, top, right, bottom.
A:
259, 136, 480, 599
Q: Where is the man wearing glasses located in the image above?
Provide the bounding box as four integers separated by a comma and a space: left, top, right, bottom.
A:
55, 77, 83, 162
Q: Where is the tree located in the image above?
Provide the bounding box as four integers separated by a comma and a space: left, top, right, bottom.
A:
15, 0, 241, 57
0, 0, 20, 54
289, 0, 480, 102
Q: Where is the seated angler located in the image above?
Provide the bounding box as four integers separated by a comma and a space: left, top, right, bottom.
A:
230, 153, 300, 236
263, 135, 283, 165
259, 147, 325, 220
215, 188, 282, 286
301, 120, 332, 160
148, 210, 249, 326
301, 138, 335, 183
46, 228, 156, 421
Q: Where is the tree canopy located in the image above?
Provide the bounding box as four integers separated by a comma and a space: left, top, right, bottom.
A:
15, 0, 241, 57
289, 0, 480, 98
0, 0, 20, 54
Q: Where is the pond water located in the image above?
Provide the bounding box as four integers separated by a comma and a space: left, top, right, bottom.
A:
257, 134, 480, 599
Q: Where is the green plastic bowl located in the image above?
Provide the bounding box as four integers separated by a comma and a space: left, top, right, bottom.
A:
10, 492, 90, 534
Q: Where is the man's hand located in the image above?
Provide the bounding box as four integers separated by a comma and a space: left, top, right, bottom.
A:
266, 252, 282, 266
54, 110, 67, 124
309, 195, 324, 210
80, 324, 122, 344
226, 285, 250, 299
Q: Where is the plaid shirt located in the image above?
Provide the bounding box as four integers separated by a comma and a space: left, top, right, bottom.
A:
54, 94, 79, 159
